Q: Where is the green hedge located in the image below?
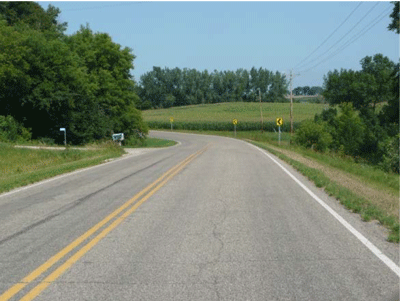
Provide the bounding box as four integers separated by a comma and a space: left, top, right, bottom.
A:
147, 121, 300, 132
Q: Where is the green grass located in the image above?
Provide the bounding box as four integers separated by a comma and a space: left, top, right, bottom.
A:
1, 135, 178, 194
294, 96, 325, 103
143, 102, 328, 123
0, 142, 124, 194
123, 137, 177, 148
287, 145, 399, 196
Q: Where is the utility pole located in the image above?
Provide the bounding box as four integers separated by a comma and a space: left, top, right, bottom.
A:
289, 70, 293, 141
288, 69, 300, 144
259, 88, 263, 132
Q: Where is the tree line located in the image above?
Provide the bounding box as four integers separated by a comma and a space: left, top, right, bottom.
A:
292, 86, 323, 96
137, 67, 289, 109
0, 2, 147, 145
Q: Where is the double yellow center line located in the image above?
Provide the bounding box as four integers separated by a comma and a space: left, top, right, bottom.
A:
0, 144, 210, 301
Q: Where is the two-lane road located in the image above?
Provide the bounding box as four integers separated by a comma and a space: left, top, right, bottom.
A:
0, 131, 398, 300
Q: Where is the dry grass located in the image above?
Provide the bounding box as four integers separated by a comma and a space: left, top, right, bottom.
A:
261, 142, 399, 219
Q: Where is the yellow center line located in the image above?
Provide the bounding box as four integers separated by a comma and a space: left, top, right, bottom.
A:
20, 145, 209, 301
0, 144, 210, 301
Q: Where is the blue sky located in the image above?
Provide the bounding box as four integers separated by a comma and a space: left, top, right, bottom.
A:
39, 1, 399, 88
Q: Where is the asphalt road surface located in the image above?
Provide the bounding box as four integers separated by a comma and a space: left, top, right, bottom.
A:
0, 131, 399, 301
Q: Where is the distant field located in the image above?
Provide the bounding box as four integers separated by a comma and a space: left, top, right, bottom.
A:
143, 102, 328, 123
143, 102, 328, 131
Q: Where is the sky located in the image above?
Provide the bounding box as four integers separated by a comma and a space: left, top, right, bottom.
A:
39, 1, 399, 88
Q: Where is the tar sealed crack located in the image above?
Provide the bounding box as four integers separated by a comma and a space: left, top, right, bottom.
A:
195, 195, 227, 300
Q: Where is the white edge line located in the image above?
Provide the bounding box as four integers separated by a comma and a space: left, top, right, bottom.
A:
0, 141, 181, 199
247, 142, 400, 278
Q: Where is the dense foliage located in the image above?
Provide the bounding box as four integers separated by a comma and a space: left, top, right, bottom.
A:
388, 1, 399, 34
0, 2, 147, 145
0, 115, 31, 142
294, 119, 332, 152
295, 53, 399, 173
292, 86, 323, 96
137, 67, 289, 109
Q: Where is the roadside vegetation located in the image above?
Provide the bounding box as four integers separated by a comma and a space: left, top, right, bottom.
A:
0, 113, 174, 194
123, 137, 177, 148
295, 53, 399, 174
252, 140, 399, 243
0, 141, 124, 194
0, 2, 147, 146
0, 135, 177, 194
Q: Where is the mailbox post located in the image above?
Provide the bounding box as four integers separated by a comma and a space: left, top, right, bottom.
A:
60, 128, 66, 147
112, 133, 124, 146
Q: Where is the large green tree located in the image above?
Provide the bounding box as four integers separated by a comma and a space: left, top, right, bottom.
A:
388, 1, 399, 34
0, 4, 146, 144
360, 54, 396, 109
66, 25, 147, 142
0, 20, 88, 141
0, 2, 66, 33
323, 54, 396, 111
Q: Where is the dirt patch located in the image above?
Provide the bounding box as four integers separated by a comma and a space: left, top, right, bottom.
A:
123, 148, 160, 156
254, 142, 399, 219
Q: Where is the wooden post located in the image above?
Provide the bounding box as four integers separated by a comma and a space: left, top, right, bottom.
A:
259, 89, 263, 132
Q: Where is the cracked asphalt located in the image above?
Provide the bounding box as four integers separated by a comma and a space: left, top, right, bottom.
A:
0, 131, 399, 300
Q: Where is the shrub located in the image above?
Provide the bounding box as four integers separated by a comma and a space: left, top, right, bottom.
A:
124, 136, 145, 147
314, 107, 338, 125
294, 120, 333, 152
0, 115, 31, 142
379, 134, 399, 173
334, 103, 365, 156
123, 129, 146, 147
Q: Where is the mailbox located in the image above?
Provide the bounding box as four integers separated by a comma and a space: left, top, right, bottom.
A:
112, 133, 124, 141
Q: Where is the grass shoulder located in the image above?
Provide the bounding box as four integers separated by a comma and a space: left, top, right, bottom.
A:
0, 141, 124, 194
1, 136, 177, 194
123, 137, 177, 148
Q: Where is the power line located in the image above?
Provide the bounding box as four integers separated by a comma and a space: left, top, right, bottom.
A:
298, 6, 392, 73
296, 2, 380, 71
293, 2, 363, 69
334, 6, 392, 54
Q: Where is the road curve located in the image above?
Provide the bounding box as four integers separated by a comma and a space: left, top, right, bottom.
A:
0, 131, 398, 301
